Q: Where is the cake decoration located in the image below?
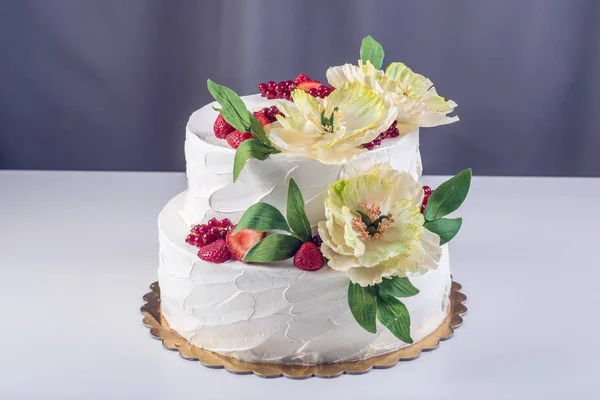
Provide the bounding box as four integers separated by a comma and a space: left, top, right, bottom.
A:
154, 34, 470, 370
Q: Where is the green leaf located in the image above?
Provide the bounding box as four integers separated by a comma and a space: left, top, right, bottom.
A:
243, 234, 303, 263
348, 283, 378, 334
233, 139, 279, 182
376, 295, 413, 344
424, 217, 463, 245
423, 168, 472, 221
376, 277, 420, 298
207, 79, 251, 132
286, 179, 312, 242
248, 113, 272, 147
360, 35, 385, 70
233, 203, 290, 235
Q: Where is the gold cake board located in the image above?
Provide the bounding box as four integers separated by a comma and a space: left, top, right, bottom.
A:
141, 281, 467, 379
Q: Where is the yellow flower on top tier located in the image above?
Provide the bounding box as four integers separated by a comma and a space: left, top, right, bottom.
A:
265, 82, 398, 164
317, 163, 442, 287
326, 60, 458, 134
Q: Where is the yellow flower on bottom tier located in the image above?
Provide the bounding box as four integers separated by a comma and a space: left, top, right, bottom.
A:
317, 163, 442, 287
266, 82, 398, 165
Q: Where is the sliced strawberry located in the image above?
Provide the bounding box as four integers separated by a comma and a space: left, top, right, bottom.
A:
226, 130, 254, 149
293, 74, 311, 85
254, 112, 271, 127
297, 81, 322, 91
214, 114, 235, 139
197, 239, 231, 263
226, 225, 266, 261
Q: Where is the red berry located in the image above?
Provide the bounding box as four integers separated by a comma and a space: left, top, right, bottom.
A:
283, 91, 291, 100
219, 229, 228, 239
293, 74, 311, 85
269, 106, 279, 116
265, 90, 276, 99
226, 225, 266, 261
202, 232, 216, 244
423, 185, 432, 196
226, 130, 254, 149
208, 218, 219, 228
197, 239, 231, 263
308, 88, 318, 97
276, 82, 287, 94
293, 242, 324, 271
208, 226, 219, 237
199, 224, 209, 234
258, 83, 267, 94
219, 218, 231, 228
213, 114, 235, 139
255, 112, 270, 127
191, 225, 202, 235
286, 80, 295, 88
186, 234, 196, 245
267, 81, 276, 91
193, 235, 205, 247
311, 235, 323, 247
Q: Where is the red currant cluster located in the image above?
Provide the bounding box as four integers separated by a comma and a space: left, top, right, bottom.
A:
255, 106, 284, 122
363, 121, 400, 150
421, 186, 433, 212
307, 85, 334, 99
186, 218, 233, 247
258, 80, 296, 100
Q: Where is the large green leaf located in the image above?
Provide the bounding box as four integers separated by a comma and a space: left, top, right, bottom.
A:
286, 179, 312, 242
348, 283, 378, 334
243, 234, 303, 263
376, 276, 420, 298
207, 80, 251, 132
233, 203, 290, 234
423, 168, 472, 221
376, 295, 413, 344
359, 35, 385, 70
233, 139, 279, 181
424, 217, 463, 245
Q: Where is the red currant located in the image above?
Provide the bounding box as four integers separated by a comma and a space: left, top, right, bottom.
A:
265, 90, 276, 99
186, 234, 196, 245
308, 88, 318, 97
209, 227, 220, 237
267, 81, 276, 91
312, 235, 323, 247
191, 225, 201, 235
202, 232, 216, 244
258, 83, 267, 93
219, 229, 228, 239
193, 235, 205, 247
207, 218, 219, 228
423, 186, 432, 196
276, 82, 287, 94
219, 218, 231, 228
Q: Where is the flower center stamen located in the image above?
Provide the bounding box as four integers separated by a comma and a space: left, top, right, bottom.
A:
351, 203, 394, 240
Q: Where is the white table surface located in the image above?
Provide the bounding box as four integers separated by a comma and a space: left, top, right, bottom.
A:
1, 170, 599, 400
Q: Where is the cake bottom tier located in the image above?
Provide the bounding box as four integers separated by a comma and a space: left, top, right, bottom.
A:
158, 192, 452, 366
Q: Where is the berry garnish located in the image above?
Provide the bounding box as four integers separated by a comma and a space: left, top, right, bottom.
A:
423, 185, 432, 196
193, 235, 205, 247
226, 130, 254, 149
191, 224, 202, 235
226, 225, 266, 261
258, 82, 267, 94
311, 235, 323, 248
363, 121, 401, 150
202, 232, 216, 244
421, 186, 433, 212
219, 218, 231, 228
293, 242, 324, 271
297, 81, 322, 91
293, 74, 311, 85
213, 114, 235, 139
186, 234, 197, 245
254, 112, 271, 127
207, 218, 219, 228
197, 239, 231, 263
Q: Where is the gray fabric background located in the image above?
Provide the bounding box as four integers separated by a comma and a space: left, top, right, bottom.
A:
1, 0, 599, 176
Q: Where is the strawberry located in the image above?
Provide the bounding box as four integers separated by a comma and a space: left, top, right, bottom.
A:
254, 112, 271, 127
226, 225, 266, 261
293, 242, 324, 271
197, 239, 231, 263
226, 130, 254, 149
293, 74, 311, 85
297, 81, 322, 91
214, 114, 235, 139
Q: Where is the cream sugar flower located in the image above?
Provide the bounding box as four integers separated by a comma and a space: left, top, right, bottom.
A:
317, 163, 442, 287
326, 60, 458, 134
265, 82, 398, 164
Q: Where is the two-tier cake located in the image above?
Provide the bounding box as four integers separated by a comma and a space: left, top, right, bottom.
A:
157, 36, 471, 366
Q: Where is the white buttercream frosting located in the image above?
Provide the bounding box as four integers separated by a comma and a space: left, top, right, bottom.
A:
180, 94, 422, 227
159, 192, 451, 365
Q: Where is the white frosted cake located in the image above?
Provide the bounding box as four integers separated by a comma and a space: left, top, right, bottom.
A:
157, 36, 470, 366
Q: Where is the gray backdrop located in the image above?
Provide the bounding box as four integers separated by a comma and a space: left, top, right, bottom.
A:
1, 0, 599, 176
